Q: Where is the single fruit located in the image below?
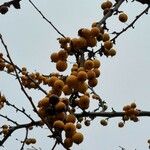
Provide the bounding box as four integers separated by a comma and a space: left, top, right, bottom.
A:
56, 60, 67, 72
119, 13, 128, 23
53, 120, 64, 130
72, 132, 84, 144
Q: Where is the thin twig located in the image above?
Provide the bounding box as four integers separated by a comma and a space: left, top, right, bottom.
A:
0, 34, 38, 115
28, 0, 66, 38
51, 140, 58, 150
20, 128, 28, 150
0, 120, 42, 146
5, 100, 34, 122
0, 114, 18, 125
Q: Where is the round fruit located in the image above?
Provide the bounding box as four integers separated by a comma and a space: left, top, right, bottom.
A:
58, 50, 68, 61
55, 101, 66, 112
72, 132, 84, 144
93, 68, 100, 78
64, 138, 73, 148
66, 114, 76, 123
88, 78, 98, 87
104, 41, 113, 50
108, 48, 116, 56
119, 13, 128, 23
77, 37, 87, 48
50, 52, 59, 62
64, 123, 76, 138
78, 28, 91, 38
90, 27, 100, 37
49, 94, 60, 105
101, 2, 108, 10
118, 122, 124, 128
86, 37, 97, 47
100, 119, 108, 126
87, 70, 96, 80
101, 0, 112, 10
66, 75, 78, 88
102, 32, 110, 42
84, 60, 94, 70
130, 102, 136, 109
64, 122, 76, 131
76, 123, 82, 129
77, 82, 88, 94
53, 120, 64, 130
56, 60, 67, 72
62, 84, 72, 95
105, 0, 113, 8
78, 95, 90, 109
84, 120, 90, 126
37, 97, 49, 107
77, 71, 87, 82
53, 79, 64, 90
93, 59, 101, 68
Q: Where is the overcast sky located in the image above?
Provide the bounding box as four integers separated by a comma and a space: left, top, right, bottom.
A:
0, 0, 150, 150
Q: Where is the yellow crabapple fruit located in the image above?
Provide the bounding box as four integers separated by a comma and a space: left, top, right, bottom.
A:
93, 59, 101, 68
90, 27, 100, 37
53, 120, 65, 130
50, 52, 59, 62
77, 71, 87, 82
77, 82, 88, 94
55, 101, 66, 112
104, 41, 113, 50
78, 95, 90, 109
62, 84, 72, 95
93, 68, 100, 77
108, 48, 116, 57
58, 50, 68, 61
56, 60, 67, 72
100, 119, 108, 126
118, 122, 124, 128
102, 32, 110, 42
119, 13, 128, 23
88, 78, 98, 87
53, 79, 64, 90
78, 28, 91, 38
86, 37, 97, 47
84, 60, 94, 70
66, 75, 78, 88
66, 114, 76, 123
64, 138, 73, 148
72, 132, 84, 144
87, 70, 96, 80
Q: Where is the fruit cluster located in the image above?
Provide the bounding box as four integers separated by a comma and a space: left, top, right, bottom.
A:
101, 0, 128, 23
37, 94, 84, 148
101, 0, 113, 15
123, 102, 140, 122
0, 1, 131, 149
21, 71, 43, 89
0, 53, 15, 73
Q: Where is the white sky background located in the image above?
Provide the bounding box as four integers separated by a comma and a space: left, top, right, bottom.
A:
0, 0, 150, 150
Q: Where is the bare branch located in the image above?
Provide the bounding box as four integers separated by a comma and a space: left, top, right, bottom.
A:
111, 4, 150, 43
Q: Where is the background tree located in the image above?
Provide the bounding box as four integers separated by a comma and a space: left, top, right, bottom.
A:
0, 0, 150, 150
